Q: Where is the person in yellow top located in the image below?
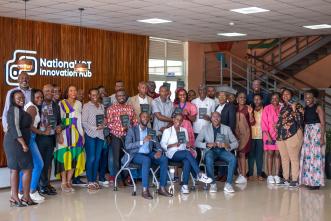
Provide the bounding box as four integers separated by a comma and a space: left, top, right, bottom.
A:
248, 94, 264, 181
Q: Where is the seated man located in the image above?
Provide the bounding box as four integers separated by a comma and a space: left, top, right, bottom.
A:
195, 112, 238, 193
125, 112, 172, 200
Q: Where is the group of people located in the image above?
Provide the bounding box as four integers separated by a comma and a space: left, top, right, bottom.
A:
1, 72, 326, 206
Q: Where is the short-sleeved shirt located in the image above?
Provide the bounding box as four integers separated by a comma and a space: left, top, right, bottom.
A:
191, 97, 216, 134
106, 103, 138, 138
151, 97, 174, 135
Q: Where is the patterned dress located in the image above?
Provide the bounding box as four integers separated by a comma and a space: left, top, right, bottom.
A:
299, 104, 325, 186
54, 100, 86, 178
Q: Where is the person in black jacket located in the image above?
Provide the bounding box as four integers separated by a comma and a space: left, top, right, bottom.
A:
36, 84, 62, 195
215, 91, 236, 133
4, 90, 35, 207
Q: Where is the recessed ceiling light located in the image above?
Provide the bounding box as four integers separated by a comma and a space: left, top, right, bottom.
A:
303, 24, 331, 29
230, 7, 270, 14
137, 18, 172, 24
217, 32, 247, 37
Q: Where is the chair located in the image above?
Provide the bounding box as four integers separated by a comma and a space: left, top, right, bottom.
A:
113, 148, 159, 196
198, 147, 231, 190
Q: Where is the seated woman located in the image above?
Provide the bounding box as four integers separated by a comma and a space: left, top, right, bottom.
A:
160, 113, 212, 194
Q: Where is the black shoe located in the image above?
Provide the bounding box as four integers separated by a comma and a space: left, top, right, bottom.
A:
47, 185, 57, 193
21, 199, 38, 206
142, 189, 153, 200
40, 187, 57, 196
276, 179, 289, 186
158, 187, 173, 197
289, 181, 299, 188
72, 178, 87, 187
308, 186, 320, 190
10, 199, 26, 207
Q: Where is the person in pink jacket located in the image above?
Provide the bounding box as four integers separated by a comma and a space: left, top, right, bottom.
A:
261, 92, 282, 185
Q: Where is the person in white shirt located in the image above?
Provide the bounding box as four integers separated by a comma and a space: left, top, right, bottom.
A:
128, 81, 153, 123
191, 85, 216, 137
160, 113, 212, 194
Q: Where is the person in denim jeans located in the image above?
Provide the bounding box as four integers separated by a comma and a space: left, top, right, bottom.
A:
82, 88, 106, 190
195, 112, 238, 193
20, 89, 51, 202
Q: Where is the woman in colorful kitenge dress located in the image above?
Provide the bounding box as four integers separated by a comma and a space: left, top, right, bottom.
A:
300, 89, 326, 190
54, 85, 86, 193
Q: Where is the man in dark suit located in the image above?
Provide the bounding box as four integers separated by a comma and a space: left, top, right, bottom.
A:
125, 112, 172, 199
215, 91, 236, 133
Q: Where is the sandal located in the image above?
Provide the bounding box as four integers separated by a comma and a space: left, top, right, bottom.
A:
67, 182, 75, 192
61, 183, 71, 193
87, 183, 97, 190
93, 182, 101, 189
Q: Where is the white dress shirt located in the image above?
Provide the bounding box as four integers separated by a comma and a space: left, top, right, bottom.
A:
160, 126, 188, 159
191, 97, 216, 134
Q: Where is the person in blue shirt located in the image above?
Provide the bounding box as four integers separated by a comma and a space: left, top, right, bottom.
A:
247, 80, 270, 106
125, 112, 172, 199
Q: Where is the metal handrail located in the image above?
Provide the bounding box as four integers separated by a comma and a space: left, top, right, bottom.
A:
251, 36, 321, 68
247, 53, 331, 102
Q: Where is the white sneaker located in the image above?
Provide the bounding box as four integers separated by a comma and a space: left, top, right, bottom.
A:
224, 183, 235, 193
274, 176, 281, 184
30, 191, 45, 202
267, 176, 275, 184
235, 175, 247, 184
180, 185, 190, 194
98, 180, 110, 187
197, 173, 213, 184
209, 183, 217, 193
18, 193, 23, 200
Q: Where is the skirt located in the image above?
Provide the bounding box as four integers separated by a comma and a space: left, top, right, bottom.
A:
299, 123, 325, 187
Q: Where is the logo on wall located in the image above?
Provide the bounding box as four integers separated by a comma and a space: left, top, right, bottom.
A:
5, 49, 93, 86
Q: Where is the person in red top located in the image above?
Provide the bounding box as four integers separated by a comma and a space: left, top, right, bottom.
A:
147, 81, 159, 99
106, 89, 138, 184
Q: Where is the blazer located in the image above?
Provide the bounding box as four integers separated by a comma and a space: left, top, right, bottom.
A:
215, 102, 236, 133
195, 123, 238, 154
124, 125, 162, 163
128, 94, 153, 120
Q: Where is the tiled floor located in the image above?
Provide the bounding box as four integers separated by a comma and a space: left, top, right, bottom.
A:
0, 180, 330, 221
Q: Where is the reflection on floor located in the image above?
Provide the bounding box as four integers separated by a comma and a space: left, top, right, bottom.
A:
0, 180, 330, 221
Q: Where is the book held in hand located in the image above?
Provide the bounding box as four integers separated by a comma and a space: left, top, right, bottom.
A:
198, 108, 207, 119
215, 133, 225, 143
48, 115, 56, 129
162, 82, 171, 90
120, 114, 130, 127
140, 104, 150, 113
102, 97, 112, 109
96, 114, 104, 127
177, 131, 187, 144
172, 107, 182, 117
148, 129, 156, 137
177, 80, 185, 89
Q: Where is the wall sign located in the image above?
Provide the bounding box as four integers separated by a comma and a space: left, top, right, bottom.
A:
5, 49, 93, 86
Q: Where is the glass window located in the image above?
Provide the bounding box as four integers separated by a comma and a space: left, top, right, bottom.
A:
149, 37, 186, 101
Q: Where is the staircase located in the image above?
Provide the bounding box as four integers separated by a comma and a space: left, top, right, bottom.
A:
247, 35, 331, 78
204, 51, 331, 129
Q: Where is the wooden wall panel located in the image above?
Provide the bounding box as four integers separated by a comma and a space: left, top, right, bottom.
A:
0, 16, 149, 167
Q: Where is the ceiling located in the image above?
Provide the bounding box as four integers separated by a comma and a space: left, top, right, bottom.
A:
0, 0, 331, 42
